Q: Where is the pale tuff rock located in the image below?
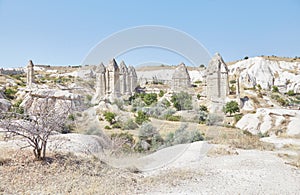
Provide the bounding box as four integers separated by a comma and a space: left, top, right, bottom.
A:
0, 99, 11, 112
171, 63, 191, 92
236, 108, 300, 136
21, 89, 81, 114
206, 53, 229, 112
128, 65, 137, 94
228, 57, 300, 93
119, 61, 129, 95
92, 59, 137, 104
26, 60, 34, 88
92, 63, 106, 103
106, 58, 120, 98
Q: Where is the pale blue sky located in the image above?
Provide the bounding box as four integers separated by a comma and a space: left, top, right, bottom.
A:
0, 0, 299, 68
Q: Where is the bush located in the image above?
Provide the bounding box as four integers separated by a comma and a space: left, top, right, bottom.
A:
122, 119, 138, 130
287, 90, 295, 96
229, 80, 236, 84
234, 113, 243, 123
112, 122, 122, 129
11, 99, 24, 114
131, 97, 145, 112
136, 123, 164, 151
199, 111, 208, 124
206, 113, 224, 126
256, 84, 262, 90
138, 122, 158, 139
164, 124, 203, 147
277, 97, 288, 106
135, 110, 149, 125
68, 114, 75, 121
272, 86, 279, 93
103, 112, 116, 125
110, 132, 135, 153
104, 125, 112, 129
4, 88, 17, 100
113, 99, 124, 110
171, 91, 193, 111
159, 108, 176, 120
160, 98, 171, 107
143, 93, 158, 106
199, 105, 208, 112
165, 115, 181, 121
223, 101, 239, 116
158, 90, 165, 97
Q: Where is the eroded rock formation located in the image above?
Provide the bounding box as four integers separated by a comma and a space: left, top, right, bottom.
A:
206, 53, 229, 112
171, 63, 191, 92
92, 59, 137, 103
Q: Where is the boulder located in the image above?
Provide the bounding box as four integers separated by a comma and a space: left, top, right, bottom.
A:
0, 99, 11, 112
236, 108, 300, 136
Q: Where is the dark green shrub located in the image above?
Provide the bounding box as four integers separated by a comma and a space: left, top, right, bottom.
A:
103, 112, 116, 125
112, 122, 122, 129
272, 86, 279, 93
229, 80, 236, 84
199, 105, 208, 112
143, 93, 158, 106
68, 114, 75, 121
159, 90, 165, 97
223, 101, 239, 116
287, 90, 295, 96
171, 91, 193, 111
104, 125, 112, 130
165, 115, 181, 121
4, 88, 17, 100
135, 110, 149, 125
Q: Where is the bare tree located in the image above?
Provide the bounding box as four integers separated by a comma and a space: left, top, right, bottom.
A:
0, 96, 72, 160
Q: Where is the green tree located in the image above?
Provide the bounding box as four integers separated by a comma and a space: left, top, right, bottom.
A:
143, 93, 158, 106
171, 91, 193, 111
135, 110, 149, 125
224, 101, 240, 116
158, 90, 165, 97
199, 105, 208, 112
287, 90, 295, 96
272, 86, 279, 93
103, 112, 116, 125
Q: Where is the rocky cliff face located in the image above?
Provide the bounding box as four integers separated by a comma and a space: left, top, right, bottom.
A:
228, 57, 300, 93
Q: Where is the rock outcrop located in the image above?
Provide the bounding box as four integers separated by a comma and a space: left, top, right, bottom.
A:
92, 59, 137, 104
171, 63, 191, 92
236, 108, 300, 136
0, 99, 11, 112
21, 89, 82, 114
206, 53, 229, 112
228, 57, 300, 93
26, 60, 34, 88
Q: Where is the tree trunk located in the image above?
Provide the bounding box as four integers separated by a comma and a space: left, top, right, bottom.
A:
42, 141, 47, 160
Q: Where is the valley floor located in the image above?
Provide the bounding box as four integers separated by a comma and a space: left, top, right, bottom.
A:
1, 141, 299, 194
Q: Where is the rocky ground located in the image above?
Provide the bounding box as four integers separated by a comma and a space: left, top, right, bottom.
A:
1, 136, 299, 194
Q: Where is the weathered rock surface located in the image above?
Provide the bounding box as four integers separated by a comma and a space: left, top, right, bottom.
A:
21, 89, 82, 114
229, 57, 300, 92
206, 53, 229, 113
236, 108, 300, 136
171, 63, 191, 92
0, 99, 11, 112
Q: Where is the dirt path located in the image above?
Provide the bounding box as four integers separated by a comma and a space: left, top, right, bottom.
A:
137, 142, 300, 194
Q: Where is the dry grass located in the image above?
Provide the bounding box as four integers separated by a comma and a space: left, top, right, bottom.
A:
207, 145, 239, 157
0, 147, 202, 194
206, 127, 274, 151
